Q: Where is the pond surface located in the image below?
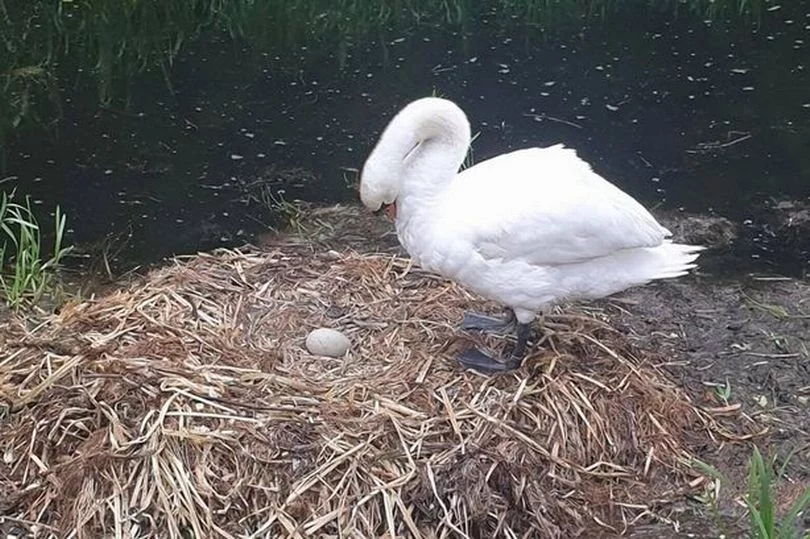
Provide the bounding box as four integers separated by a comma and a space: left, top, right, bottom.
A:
4, 3, 810, 276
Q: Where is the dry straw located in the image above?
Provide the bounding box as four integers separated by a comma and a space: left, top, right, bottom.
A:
1, 204, 745, 538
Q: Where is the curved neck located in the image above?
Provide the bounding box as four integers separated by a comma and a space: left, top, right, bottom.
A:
368, 98, 472, 207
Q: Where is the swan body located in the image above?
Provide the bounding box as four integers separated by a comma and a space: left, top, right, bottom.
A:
360, 97, 703, 372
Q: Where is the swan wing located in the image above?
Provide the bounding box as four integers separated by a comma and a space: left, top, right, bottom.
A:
446, 144, 670, 266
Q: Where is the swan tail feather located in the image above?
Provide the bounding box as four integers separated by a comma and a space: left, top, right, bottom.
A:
645, 240, 705, 281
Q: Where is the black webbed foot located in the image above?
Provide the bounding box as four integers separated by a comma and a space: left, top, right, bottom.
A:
460, 309, 516, 335
457, 322, 532, 374
457, 347, 523, 374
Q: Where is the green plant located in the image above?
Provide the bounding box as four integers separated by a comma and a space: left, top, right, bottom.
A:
690, 447, 810, 539
715, 378, 732, 405
690, 457, 731, 536
746, 447, 810, 539
262, 188, 304, 233
0, 190, 72, 309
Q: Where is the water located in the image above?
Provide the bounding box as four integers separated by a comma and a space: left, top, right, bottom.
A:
3, 3, 810, 276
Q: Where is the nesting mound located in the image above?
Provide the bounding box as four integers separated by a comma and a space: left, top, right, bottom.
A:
1, 204, 720, 538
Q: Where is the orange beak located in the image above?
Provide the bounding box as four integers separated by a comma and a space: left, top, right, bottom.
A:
384, 201, 397, 220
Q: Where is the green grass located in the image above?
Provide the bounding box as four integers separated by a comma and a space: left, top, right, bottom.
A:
0, 190, 72, 309
746, 447, 810, 539
262, 188, 305, 233
691, 447, 810, 539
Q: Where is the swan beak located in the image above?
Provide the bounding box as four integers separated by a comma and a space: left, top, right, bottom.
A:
374, 202, 397, 220
384, 202, 397, 220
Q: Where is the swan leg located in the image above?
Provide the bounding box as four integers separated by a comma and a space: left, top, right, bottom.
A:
509, 322, 531, 359
460, 309, 516, 335
457, 322, 531, 374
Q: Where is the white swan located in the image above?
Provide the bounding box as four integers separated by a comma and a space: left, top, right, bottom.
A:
360, 97, 703, 374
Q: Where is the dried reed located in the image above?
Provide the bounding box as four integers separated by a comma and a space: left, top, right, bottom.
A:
1, 203, 734, 538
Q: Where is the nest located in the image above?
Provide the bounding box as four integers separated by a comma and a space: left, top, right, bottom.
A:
1, 204, 724, 538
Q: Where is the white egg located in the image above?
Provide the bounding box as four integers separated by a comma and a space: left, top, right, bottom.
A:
305, 328, 350, 357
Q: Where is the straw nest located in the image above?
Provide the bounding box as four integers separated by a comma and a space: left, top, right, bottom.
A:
1, 203, 728, 538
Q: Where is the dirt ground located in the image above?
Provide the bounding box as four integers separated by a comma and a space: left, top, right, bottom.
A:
607, 268, 810, 536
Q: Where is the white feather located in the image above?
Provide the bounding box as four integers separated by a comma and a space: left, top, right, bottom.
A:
361, 97, 704, 325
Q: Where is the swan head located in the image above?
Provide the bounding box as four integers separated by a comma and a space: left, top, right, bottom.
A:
359, 152, 400, 214
359, 97, 471, 217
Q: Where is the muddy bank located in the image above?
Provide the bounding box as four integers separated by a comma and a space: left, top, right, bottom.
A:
609, 269, 809, 535
611, 275, 809, 447
575, 209, 809, 534
622, 211, 809, 463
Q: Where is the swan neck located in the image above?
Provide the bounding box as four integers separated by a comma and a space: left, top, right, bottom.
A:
399, 101, 471, 201
359, 98, 471, 213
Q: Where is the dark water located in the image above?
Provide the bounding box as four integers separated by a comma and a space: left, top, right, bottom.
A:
3, 3, 810, 277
